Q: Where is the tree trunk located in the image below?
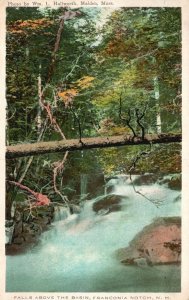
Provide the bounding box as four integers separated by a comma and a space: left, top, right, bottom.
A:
154, 76, 162, 133
6, 133, 181, 159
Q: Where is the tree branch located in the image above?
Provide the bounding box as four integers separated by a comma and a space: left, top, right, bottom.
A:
128, 147, 164, 207
52, 151, 69, 207
119, 95, 137, 138
47, 15, 65, 84
135, 105, 147, 140
8, 180, 51, 206
70, 107, 83, 144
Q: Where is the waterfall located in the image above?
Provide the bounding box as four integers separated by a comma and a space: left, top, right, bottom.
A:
80, 173, 88, 199
53, 205, 71, 222
154, 76, 162, 133
5, 220, 14, 244
6, 174, 181, 293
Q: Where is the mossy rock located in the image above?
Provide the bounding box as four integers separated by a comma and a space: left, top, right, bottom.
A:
168, 175, 181, 190
93, 194, 122, 214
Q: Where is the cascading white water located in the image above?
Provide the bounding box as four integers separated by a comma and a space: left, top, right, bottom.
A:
80, 173, 88, 198
6, 175, 181, 292
53, 206, 71, 222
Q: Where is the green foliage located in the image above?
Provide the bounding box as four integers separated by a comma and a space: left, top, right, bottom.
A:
96, 143, 181, 176
6, 7, 181, 208
91, 7, 181, 133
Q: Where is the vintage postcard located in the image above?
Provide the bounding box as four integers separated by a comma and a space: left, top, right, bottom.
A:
0, 0, 189, 299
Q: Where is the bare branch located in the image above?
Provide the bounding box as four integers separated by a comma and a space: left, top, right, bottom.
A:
43, 103, 66, 139
70, 106, 83, 144
119, 94, 137, 138
8, 180, 51, 206
18, 117, 49, 183
53, 151, 69, 207
128, 146, 164, 207
135, 105, 147, 140
47, 14, 65, 83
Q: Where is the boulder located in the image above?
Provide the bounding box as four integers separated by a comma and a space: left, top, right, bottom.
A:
5, 220, 15, 244
6, 243, 25, 255
70, 204, 81, 214
116, 217, 181, 266
93, 194, 122, 215
158, 174, 181, 190
168, 175, 181, 190
22, 223, 35, 234
14, 221, 23, 237
21, 233, 38, 244
132, 174, 159, 185
35, 216, 51, 226
6, 202, 55, 255
13, 237, 25, 245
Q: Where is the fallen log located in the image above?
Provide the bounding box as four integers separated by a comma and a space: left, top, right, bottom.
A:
6, 133, 181, 159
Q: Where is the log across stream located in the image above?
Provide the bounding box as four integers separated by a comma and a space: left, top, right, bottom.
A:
6, 133, 181, 158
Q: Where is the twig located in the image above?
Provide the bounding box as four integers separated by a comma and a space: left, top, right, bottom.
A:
47, 12, 65, 84
127, 109, 137, 139
9, 180, 38, 196
63, 53, 82, 81
43, 103, 66, 139
7, 108, 16, 121
18, 117, 49, 183
37, 64, 43, 135
53, 151, 69, 207
119, 94, 137, 139
8, 180, 51, 206
70, 106, 83, 144
135, 105, 147, 140
128, 145, 163, 207
24, 200, 38, 221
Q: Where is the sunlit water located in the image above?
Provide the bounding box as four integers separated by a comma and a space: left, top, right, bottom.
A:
6, 175, 181, 292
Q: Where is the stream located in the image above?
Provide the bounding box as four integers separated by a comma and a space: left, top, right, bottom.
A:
6, 174, 181, 292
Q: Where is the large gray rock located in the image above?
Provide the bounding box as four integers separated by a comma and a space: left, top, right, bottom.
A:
93, 194, 123, 215
132, 174, 159, 185
116, 217, 181, 266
